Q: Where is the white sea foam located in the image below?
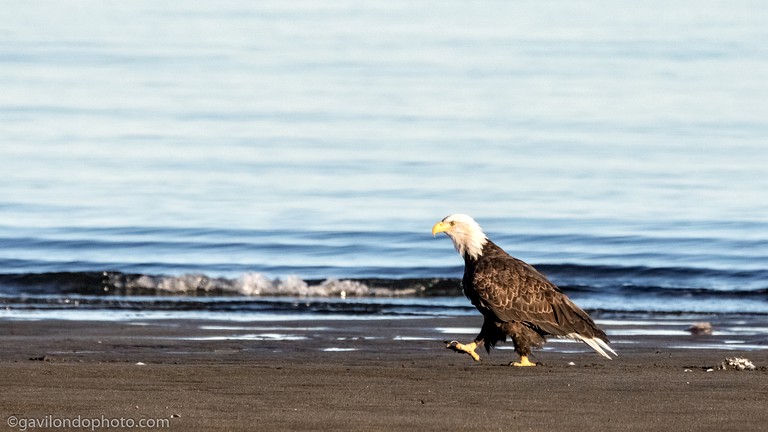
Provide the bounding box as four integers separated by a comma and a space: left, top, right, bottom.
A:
176, 333, 308, 341
393, 336, 436, 341
435, 327, 478, 334
107, 272, 420, 297
235, 274, 414, 297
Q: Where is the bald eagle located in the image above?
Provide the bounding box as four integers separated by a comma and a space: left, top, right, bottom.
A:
432, 214, 615, 366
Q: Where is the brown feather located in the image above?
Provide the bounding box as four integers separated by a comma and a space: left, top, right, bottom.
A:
464, 240, 609, 356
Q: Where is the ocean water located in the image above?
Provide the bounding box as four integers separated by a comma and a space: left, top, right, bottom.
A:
1, 1, 767, 318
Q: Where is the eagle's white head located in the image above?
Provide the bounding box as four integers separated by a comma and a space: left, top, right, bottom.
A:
432, 214, 488, 260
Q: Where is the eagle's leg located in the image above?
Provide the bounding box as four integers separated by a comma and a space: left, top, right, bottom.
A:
505, 324, 541, 366
445, 340, 482, 362
510, 355, 536, 367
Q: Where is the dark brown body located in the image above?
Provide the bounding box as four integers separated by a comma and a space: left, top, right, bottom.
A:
462, 240, 609, 357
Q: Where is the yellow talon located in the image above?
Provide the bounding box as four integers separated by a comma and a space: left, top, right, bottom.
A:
446, 340, 481, 362
510, 355, 536, 367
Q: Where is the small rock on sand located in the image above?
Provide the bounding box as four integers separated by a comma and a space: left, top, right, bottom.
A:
687, 322, 713, 335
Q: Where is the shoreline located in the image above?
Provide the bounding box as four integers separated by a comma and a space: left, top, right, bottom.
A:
1, 316, 767, 431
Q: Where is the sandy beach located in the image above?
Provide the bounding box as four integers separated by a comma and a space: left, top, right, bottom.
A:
1, 315, 766, 432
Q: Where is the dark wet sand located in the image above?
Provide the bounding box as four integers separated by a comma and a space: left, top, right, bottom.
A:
1, 316, 767, 431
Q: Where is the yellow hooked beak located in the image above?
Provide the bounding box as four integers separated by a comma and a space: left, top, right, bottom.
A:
432, 221, 449, 236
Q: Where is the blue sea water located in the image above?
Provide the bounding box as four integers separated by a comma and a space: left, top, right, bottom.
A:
1, 1, 767, 317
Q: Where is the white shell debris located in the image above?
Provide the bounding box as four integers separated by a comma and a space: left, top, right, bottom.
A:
719, 357, 756, 371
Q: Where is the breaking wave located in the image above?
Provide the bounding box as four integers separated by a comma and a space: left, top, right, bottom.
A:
1, 265, 766, 316
0, 265, 766, 298
0, 271, 459, 297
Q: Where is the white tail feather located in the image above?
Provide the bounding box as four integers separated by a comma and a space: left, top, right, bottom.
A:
567, 333, 617, 360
